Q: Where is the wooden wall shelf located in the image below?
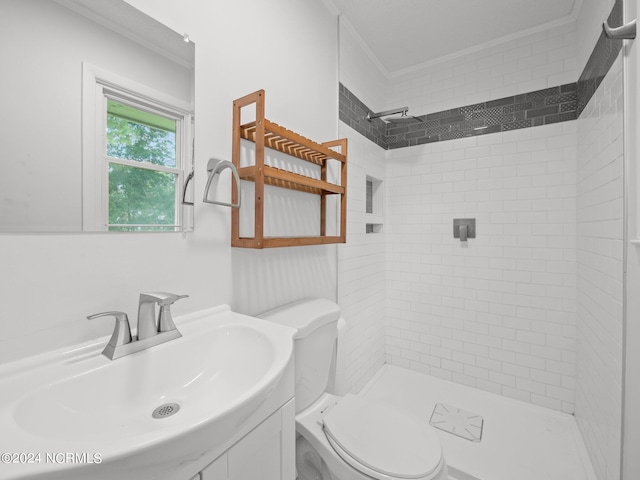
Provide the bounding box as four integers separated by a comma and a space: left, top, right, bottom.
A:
231, 90, 347, 248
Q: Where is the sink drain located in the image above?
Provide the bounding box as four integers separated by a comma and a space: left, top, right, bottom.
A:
152, 403, 180, 419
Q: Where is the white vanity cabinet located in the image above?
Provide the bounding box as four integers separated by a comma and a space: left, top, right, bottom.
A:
199, 399, 295, 480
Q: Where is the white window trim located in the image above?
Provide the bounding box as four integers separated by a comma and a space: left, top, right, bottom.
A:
81, 62, 194, 232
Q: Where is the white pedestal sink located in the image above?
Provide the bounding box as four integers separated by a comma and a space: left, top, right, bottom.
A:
0, 305, 295, 480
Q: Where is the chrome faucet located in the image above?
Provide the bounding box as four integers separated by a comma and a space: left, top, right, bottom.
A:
88, 292, 189, 360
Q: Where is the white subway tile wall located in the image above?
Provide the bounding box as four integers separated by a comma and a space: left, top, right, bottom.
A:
575, 52, 624, 480
385, 122, 578, 412
388, 22, 578, 120
338, 13, 624, 480
336, 123, 387, 394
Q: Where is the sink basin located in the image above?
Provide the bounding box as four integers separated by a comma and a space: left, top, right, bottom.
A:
0, 305, 295, 480
14, 323, 278, 441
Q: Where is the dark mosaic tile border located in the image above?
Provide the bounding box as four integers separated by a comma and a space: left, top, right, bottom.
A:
339, 83, 389, 149
340, 83, 578, 150
339, 0, 624, 150
577, 0, 623, 116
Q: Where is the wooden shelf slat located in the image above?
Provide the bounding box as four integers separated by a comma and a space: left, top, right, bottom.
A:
239, 121, 347, 165
263, 236, 344, 248
238, 166, 344, 196
233, 236, 345, 249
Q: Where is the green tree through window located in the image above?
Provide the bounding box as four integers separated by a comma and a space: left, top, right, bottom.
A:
106, 100, 179, 231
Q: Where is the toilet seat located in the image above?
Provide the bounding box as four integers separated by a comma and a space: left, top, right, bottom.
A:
322, 395, 443, 480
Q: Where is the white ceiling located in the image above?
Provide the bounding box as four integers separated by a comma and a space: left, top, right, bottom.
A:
329, 0, 581, 76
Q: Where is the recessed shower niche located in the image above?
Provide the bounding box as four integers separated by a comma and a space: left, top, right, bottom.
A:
365, 175, 383, 234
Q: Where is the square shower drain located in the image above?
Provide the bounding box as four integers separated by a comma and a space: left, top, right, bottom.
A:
429, 403, 484, 442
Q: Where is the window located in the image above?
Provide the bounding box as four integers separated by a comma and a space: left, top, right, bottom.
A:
105, 98, 181, 231
82, 63, 193, 232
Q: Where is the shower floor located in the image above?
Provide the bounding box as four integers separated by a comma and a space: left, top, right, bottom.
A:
358, 365, 596, 480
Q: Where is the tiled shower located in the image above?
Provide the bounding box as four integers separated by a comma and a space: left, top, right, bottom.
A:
384, 122, 578, 412
337, 2, 625, 479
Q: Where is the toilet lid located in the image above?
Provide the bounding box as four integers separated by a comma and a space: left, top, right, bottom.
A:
322, 395, 443, 480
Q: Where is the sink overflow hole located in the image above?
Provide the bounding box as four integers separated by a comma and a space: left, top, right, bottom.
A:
152, 403, 180, 419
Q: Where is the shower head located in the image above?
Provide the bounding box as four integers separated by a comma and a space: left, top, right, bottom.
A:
366, 107, 408, 121
366, 106, 423, 124
384, 115, 425, 124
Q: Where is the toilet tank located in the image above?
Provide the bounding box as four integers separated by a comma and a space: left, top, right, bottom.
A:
258, 298, 340, 413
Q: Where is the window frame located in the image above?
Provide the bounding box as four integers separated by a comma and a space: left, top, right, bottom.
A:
82, 62, 194, 232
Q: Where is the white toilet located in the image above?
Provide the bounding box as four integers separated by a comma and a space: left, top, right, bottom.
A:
259, 298, 448, 480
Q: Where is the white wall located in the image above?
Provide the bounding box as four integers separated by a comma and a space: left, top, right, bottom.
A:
388, 21, 577, 116
573, 3, 625, 479
575, 51, 624, 480
335, 17, 389, 393
0, 0, 339, 364
126, 0, 340, 319
624, 1, 640, 478
339, 19, 389, 114
576, 0, 618, 74
336, 124, 387, 394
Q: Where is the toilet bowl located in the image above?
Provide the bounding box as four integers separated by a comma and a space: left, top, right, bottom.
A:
259, 298, 448, 480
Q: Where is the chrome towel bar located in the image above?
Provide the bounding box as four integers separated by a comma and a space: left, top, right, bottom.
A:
603, 19, 636, 40
203, 158, 241, 208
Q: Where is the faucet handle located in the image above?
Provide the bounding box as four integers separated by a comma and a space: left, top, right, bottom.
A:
139, 292, 189, 333
87, 311, 132, 358
139, 292, 189, 306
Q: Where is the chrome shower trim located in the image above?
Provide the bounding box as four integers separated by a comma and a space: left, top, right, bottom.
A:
603, 19, 636, 40
365, 106, 409, 121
